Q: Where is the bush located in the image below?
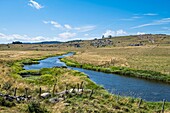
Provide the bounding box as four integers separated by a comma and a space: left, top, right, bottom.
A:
19, 70, 40, 76
22, 59, 39, 65
2, 81, 12, 90
27, 101, 49, 113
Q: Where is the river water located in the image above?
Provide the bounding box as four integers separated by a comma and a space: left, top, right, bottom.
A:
24, 52, 170, 102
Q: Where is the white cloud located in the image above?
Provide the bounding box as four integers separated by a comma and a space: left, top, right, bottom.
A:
103, 30, 115, 36
28, 0, 43, 10
121, 13, 158, 21
43, 21, 49, 24
103, 29, 127, 37
50, 21, 62, 28
58, 32, 76, 39
143, 13, 158, 16
0, 32, 57, 43
131, 18, 170, 29
116, 29, 127, 35
84, 34, 89, 36
43, 21, 63, 28
132, 16, 142, 19
74, 25, 96, 32
121, 16, 142, 21
64, 24, 72, 30
137, 32, 146, 35
43, 20, 96, 32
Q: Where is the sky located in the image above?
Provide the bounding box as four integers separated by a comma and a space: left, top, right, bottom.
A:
0, 0, 170, 43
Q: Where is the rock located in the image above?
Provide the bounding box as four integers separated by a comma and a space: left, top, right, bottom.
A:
27, 95, 32, 100
49, 97, 59, 103
49, 97, 64, 103
0, 93, 4, 97
64, 103, 70, 106
56, 90, 67, 95
56, 89, 91, 95
4, 95, 15, 102
41, 92, 51, 98
58, 98, 64, 101
17, 96, 25, 101
69, 89, 85, 93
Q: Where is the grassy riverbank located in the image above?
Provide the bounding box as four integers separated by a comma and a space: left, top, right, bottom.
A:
0, 51, 170, 112
61, 57, 170, 83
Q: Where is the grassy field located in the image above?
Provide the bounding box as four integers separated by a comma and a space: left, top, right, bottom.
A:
1, 35, 169, 74
0, 35, 170, 112
67, 46, 170, 75
0, 50, 170, 112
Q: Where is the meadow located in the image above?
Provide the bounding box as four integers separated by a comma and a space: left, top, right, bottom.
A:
0, 51, 170, 113
0, 35, 170, 112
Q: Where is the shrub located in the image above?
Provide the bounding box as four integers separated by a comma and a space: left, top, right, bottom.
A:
2, 81, 12, 90
19, 70, 40, 76
27, 101, 49, 113
22, 59, 39, 65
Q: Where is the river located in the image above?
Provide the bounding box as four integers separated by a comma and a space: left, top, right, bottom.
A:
24, 52, 170, 102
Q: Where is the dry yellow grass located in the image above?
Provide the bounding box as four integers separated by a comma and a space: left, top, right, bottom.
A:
0, 50, 88, 112
68, 46, 170, 74
0, 51, 64, 94
0, 51, 64, 61
0, 51, 64, 91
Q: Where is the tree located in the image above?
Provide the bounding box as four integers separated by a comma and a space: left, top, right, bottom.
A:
12, 41, 23, 44
102, 35, 105, 39
108, 35, 112, 38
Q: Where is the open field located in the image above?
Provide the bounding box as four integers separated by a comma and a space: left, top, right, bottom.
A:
0, 50, 170, 112
1, 35, 170, 74
67, 46, 170, 75
0, 35, 170, 112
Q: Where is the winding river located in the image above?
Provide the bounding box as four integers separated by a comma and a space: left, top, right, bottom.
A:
24, 52, 170, 102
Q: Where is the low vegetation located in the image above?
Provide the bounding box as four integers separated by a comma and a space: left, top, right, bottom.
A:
0, 51, 169, 112
0, 35, 170, 112
61, 57, 170, 83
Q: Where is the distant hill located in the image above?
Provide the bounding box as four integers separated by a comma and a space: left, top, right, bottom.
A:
10, 34, 170, 47
65, 40, 82, 43
12, 40, 83, 44
12, 41, 62, 44
32, 41, 62, 44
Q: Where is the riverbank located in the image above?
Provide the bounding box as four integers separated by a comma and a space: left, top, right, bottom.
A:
61, 57, 170, 84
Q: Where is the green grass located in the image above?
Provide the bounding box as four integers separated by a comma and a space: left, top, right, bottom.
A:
61, 57, 170, 83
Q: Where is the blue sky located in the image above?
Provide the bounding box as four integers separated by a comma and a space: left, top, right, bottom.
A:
0, 0, 170, 43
